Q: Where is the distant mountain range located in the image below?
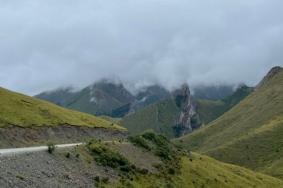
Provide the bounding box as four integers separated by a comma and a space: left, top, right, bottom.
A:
35, 81, 172, 117
36, 80, 250, 138
36, 80, 236, 117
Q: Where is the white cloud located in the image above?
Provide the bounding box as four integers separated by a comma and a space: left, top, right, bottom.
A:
0, 0, 283, 94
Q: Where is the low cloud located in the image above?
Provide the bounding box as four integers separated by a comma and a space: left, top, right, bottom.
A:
0, 0, 283, 94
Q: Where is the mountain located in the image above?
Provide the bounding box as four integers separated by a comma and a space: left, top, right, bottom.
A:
111, 85, 171, 117
178, 66, 283, 179
121, 84, 200, 138
195, 84, 253, 124
33, 87, 78, 106
36, 81, 172, 118
121, 84, 251, 138
36, 80, 136, 116
192, 85, 235, 100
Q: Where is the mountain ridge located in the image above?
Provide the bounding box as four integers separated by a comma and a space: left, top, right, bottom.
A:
177, 66, 283, 179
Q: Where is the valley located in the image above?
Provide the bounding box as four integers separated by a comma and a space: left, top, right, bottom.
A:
0, 66, 283, 188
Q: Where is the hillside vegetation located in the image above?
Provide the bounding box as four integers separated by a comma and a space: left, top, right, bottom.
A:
88, 133, 283, 188
122, 153, 283, 188
178, 66, 283, 179
196, 85, 253, 124
0, 87, 124, 130
121, 85, 251, 138
121, 99, 181, 138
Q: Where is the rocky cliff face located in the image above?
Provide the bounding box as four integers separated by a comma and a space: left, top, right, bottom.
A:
173, 84, 198, 137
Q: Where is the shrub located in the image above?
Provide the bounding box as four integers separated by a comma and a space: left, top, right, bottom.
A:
102, 177, 109, 184
94, 176, 100, 182
87, 143, 131, 170
137, 168, 149, 175
65, 152, 71, 158
47, 143, 55, 154
128, 136, 151, 151
168, 168, 175, 175
141, 132, 175, 160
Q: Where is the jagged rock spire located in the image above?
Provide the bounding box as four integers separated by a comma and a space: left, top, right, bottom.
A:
172, 83, 197, 137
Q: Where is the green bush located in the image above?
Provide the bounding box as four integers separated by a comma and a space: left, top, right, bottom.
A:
128, 136, 151, 151
102, 177, 109, 183
142, 132, 176, 160
88, 143, 131, 170
65, 152, 71, 158
47, 143, 55, 154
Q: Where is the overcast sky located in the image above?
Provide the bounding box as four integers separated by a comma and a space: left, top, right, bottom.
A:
0, 0, 283, 95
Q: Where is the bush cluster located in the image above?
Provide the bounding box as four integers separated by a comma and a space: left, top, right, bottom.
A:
129, 132, 177, 161
88, 143, 133, 173
47, 143, 55, 154
128, 136, 151, 151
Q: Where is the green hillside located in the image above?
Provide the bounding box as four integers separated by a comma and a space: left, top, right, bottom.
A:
123, 153, 283, 188
121, 99, 181, 138
193, 85, 234, 100
177, 66, 283, 179
83, 133, 283, 188
0, 87, 124, 130
196, 85, 253, 124
121, 85, 251, 138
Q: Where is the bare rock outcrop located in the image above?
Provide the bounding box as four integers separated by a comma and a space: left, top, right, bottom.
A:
172, 84, 197, 137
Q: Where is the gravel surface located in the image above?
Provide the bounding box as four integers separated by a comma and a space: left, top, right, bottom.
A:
0, 148, 118, 188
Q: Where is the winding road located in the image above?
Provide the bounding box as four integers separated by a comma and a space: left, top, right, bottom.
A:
0, 143, 83, 157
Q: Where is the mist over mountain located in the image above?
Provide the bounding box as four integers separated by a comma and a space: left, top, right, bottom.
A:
1, 0, 283, 95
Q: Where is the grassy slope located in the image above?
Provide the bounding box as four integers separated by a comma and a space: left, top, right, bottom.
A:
121, 86, 251, 137
195, 99, 226, 125
114, 153, 283, 188
121, 99, 180, 138
178, 68, 283, 178
0, 87, 124, 130
196, 85, 253, 124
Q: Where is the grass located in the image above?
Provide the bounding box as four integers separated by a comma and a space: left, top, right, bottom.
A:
195, 85, 253, 124
0, 87, 125, 130
109, 153, 283, 188
177, 67, 283, 179
121, 99, 181, 138
121, 85, 251, 138
76, 132, 283, 188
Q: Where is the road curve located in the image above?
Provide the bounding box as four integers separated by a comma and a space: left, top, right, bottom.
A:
0, 143, 83, 157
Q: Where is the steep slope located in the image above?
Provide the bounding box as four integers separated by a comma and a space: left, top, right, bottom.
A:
192, 84, 234, 100
121, 84, 250, 138
0, 87, 123, 130
111, 85, 171, 117
121, 84, 199, 138
34, 87, 78, 106
125, 153, 283, 188
121, 99, 181, 138
108, 133, 283, 187
36, 80, 135, 116
178, 66, 283, 179
196, 85, 253, 124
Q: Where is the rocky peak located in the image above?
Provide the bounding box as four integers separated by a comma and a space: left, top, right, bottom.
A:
172, 83, 197, 137
172, 84, 191, 109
